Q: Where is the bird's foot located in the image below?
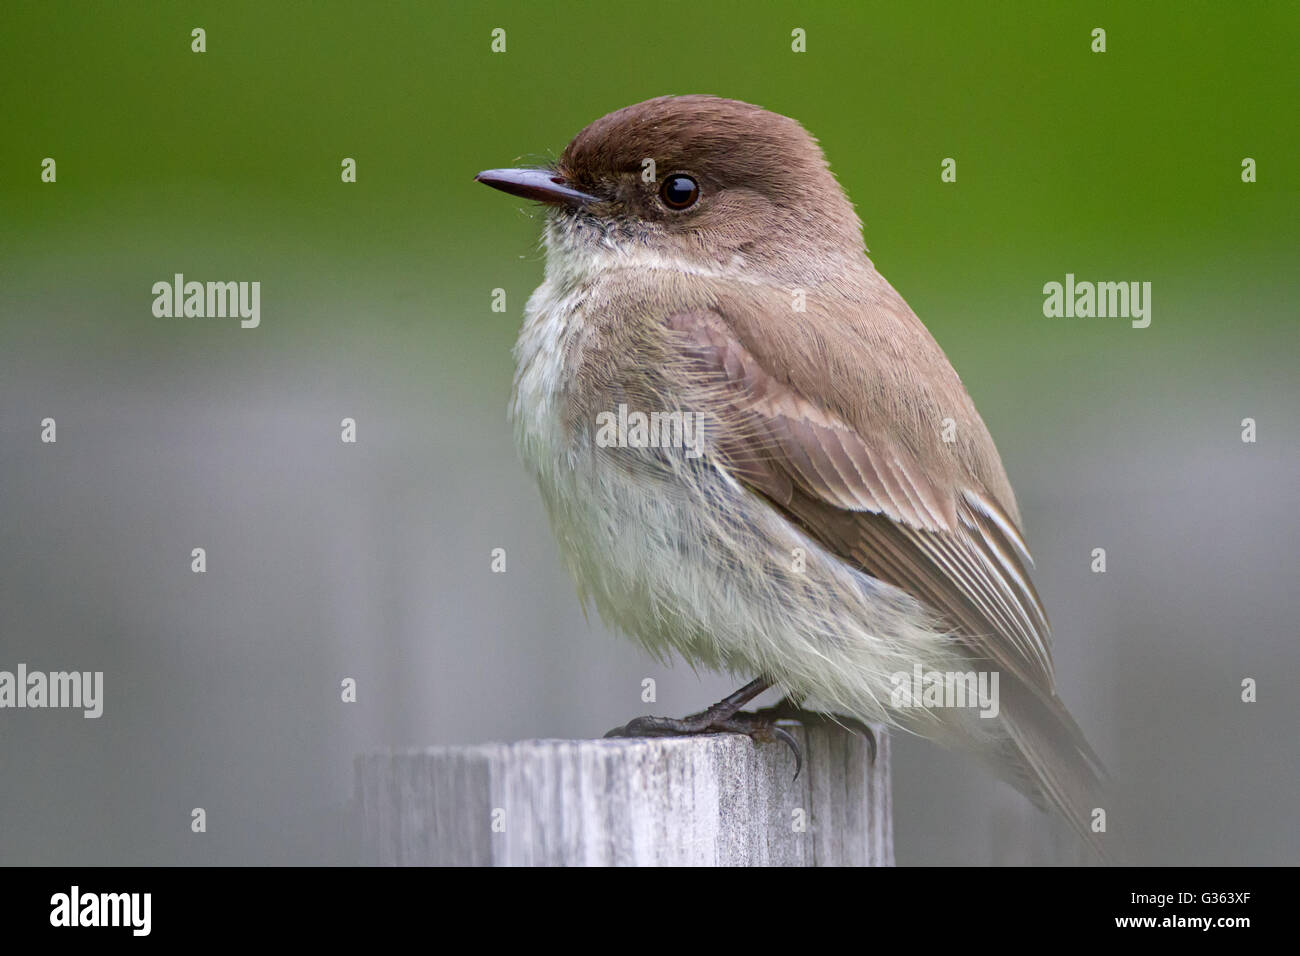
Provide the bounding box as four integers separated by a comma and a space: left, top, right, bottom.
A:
748, 697, 878, 764
605, 709, 803, 779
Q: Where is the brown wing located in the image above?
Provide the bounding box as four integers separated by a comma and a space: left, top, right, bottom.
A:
664, 308, 1056, 693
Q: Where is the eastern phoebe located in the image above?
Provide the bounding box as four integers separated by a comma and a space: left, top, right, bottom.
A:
477, 95, 1105, 853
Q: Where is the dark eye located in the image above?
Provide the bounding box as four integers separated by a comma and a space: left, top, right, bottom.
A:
660, 174, 700, 210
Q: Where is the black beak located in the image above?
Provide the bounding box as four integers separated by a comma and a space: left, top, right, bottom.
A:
475, 167, 600, 207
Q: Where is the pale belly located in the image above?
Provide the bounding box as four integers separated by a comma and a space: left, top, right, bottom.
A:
508, 278, 964, 725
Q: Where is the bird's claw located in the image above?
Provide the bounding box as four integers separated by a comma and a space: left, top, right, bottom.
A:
749, 698, 878, 764
605, 711, 805, 780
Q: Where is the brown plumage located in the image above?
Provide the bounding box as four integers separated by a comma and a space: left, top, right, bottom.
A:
482, 95, 1106, 856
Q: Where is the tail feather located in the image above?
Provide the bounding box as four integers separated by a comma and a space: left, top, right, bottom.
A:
997, 678, 1109, 861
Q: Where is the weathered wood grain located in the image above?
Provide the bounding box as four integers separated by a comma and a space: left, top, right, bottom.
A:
356, 722, 891, 866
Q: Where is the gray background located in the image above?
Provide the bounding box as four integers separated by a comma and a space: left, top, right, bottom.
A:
3, 302, 1296, 865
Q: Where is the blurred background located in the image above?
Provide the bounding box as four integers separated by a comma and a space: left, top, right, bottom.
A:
2, 1, 1296, 865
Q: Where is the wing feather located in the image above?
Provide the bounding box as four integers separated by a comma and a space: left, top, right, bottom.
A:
665, 308, 1056, 690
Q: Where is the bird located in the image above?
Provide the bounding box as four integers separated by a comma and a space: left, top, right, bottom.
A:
476, 94, 1106, 855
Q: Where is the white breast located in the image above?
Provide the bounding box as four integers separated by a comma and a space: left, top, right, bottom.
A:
507, 231, 966, 731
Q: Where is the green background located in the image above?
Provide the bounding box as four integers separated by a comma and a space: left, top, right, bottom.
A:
5, 1, 1297, 381
2, 1, 1297, 864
